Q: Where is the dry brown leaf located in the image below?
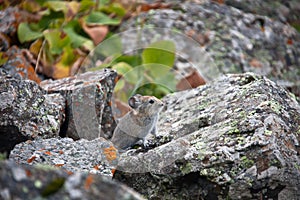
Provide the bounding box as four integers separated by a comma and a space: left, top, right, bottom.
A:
82, 22, 108, 46
176, 69, 206, 91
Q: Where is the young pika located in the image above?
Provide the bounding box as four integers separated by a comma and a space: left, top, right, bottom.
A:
111, 94, 164, 150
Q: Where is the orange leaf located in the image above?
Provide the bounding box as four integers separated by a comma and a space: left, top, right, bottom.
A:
140, 2, 171, 12
287, 38, 293, 45
103, 145, 118, 162
27, 155, 37, 163
44, 151, 52, 155
84, 174, 94, 190
55, 164, 64, 167
25, 169, 32, 177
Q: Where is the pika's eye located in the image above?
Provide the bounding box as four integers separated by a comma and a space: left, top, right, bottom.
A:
149, 99, 154, 104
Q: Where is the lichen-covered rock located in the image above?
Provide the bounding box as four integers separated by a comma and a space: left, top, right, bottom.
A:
0, 76, 65, 156
10, 137, 118, 177
0, 46, 41, 83
224, 0, 300, 25
40, 69, 118, 140
120, 1, 300, 99
114, 73, 300, 199
0, 160, 144, 200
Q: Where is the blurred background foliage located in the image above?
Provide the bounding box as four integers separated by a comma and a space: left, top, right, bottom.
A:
0, 0, 183, 101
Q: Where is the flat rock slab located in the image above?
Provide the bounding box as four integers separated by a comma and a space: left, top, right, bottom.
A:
10, 137, 118, 176
0, 76, 65, 156
40, 69, 117, 140
114, 73, 300, 199
0, 160, 144, 200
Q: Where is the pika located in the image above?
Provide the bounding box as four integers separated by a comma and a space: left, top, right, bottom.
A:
111, 94, 164, 150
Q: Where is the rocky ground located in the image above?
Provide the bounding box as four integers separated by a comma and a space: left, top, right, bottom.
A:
1, 0, 300, 200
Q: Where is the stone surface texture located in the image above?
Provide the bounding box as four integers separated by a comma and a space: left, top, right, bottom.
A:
120, 1, 300, 99
114, 73, 300, 199
10, 137, 118, 176
0, 160, 144, 200
40, 69, 118, 140
0, 75, 65, 155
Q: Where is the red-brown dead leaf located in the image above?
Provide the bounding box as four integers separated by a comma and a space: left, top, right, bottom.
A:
103, 145, 118, 162
249, 58, 262, 68
111, 168, 116, 176
59, 150, 64, 154
66, 1, 80, 21
44, 151, 52, 155
186, 30, 210, 46
287, 38, 293, 45
27, 155, 37, 163
212, 0, 224, 4
93, 165, 100, 170
82, 22, 108, 46
55, 164, 64, 167
25, 169, 32, 177
140, 2, 171, 12
84, 174, 94, 190
66, 170, 74, 175
176, 69, 206, 91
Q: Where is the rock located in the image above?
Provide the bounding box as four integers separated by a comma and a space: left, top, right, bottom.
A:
113, 73, 300, 199
10, 137, 119, 176
0, 46, 41, 83
0, 76, 65, 156
120, 1, 300, 99
0, 160, 144, 200
224, 0, 300, 24
40, 69, 118, 140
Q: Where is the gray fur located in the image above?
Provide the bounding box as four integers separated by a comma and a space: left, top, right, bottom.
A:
111, 94, 164, 150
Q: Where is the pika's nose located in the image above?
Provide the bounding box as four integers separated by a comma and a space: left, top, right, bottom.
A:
159, 102, 164, 106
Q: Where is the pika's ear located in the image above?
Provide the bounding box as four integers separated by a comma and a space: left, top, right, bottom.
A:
128, 94, 142, 109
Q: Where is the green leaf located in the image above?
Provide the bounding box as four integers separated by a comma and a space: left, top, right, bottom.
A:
112, 62, 132, 75
79, 0, 96, 12
112, 62, 138, 84
142, 40, 176, 68
85, 11, 120, 25
60, 46, 76, 66
142, 63, 172, 78
44, 29, 71, 55
114, 79, 125, 92
41, 177, 65, 197
44, 1, 68, 13
63, 21, 94, 51
38, 10, 64, 30
17, 23, 43, 43
114, 55, 142, 67
100, 3, 126, 17
95, 34, 122, 57
0, 52, 8, 65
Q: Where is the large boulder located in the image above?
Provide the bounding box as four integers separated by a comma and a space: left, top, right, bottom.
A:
114, 73, 300, 199
0, 160, 144, 200
40, 69, 118, 140
0, 75, 65, 156
120, 1, 300, 99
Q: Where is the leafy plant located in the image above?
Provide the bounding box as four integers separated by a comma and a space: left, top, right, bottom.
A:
17, 0, 125, 79
89, 39, 177, 101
